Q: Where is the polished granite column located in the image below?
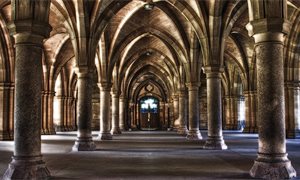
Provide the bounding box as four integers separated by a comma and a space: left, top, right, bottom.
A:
72, 69, 96, 151
203, 67, 227, 150
98, 83, 112, 140
3, 24, 52, 179
111, 92, 121, 135
177, 91, 187, 135
186, 83, 202, 140
247, 28, 296, 178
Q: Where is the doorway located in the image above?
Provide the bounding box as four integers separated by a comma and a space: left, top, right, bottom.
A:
139, 96, 160, 130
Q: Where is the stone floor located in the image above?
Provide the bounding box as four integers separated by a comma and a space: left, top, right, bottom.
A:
0, 130, 300, 180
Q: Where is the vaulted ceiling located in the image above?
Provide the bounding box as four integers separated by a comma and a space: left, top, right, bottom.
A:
0, 0, 299, 99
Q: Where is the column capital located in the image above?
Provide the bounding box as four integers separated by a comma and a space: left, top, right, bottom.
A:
111, 91, 119, 98
246, 20, 290, 45
204, 66, 223, 79
186, 82, 200, 90
172, 93, 179, 99
178, 91, 186, 98
75, 67, 93, 78
98, 82, 112, 91
8, 20, 52, 44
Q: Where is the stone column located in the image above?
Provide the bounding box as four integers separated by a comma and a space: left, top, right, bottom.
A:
119, 96, 126, 130
111, 92, 121, 135
41, 91, 56, 135
55, 96, 66, 132
3, 22, 52, 179
66, 96, 75, 130
98, 83, 112, 140
235, 96, 245, 130
203, 67, 227, 150
285, 83, 300, 138
243, 91, 257, 133
223, 96, 232, 130
48, 92, 56, 134
72, 69, 96, 151
186, 83, 202, 140
0, 83, 14, 140
172, 94, 179, 128
247, 22, 296, 178
177, 91, 187, 135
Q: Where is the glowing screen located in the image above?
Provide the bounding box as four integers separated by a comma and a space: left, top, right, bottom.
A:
140, 97, 158, 113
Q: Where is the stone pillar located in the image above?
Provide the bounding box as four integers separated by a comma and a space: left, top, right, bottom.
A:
66, 96, 75, 130
111, 92, 121, 135
236, 96, 245, 130
223, 96, 232, 130
231, 96, 244, 130
186, 83, 202, 140
203, 67, 227, 150
0, 83, 14, 140
285, 83, 300, 138
119, 96, 126, 130
3, 19, 52, 179
41, 91, 56, 135
72, 69, 96, 151
172, 94, 179, 128
98, 83, 112, 140
247, 20, 296, 178
177, 91, 187, 135
243, 91, 257, 133
55, 96, 66, 132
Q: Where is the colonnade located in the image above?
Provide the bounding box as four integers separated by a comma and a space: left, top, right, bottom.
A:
2, 0, 298, 179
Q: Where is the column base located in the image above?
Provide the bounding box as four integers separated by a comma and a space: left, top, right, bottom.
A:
0, 130, 12, 140
186, 130, 202, 140
173, 119, 180, 129
203, 136, 227, 150
119, 125, 126, 131
167, 127, 173, 131
111, 127, 122, 135
98, 132, 112, 140
224, 124, 233, 130
250, 153, 296, 179
177, 126, 188, 135
72, 137, 96, 151
55, 126, 67, 132
3, 156, 50, 180
287, 129, 300, 139
48, 128, 56, 135
243, 125, 251, 133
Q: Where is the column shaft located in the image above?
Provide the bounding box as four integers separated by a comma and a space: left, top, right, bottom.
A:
98, 84, 112, 140
4, 33, 51, 179
204, 69, 227, 150
177, 91, 187, 135
249, 32, 296, 178
286, 84, 300, 138
111, 93, 121, 135
172, 95, 179, 128
186, 84, 202, 140
119, 97, 126, 130
72, 71, 96, 151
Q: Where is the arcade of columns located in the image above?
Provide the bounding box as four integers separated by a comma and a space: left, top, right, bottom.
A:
0, 0, 299, 179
